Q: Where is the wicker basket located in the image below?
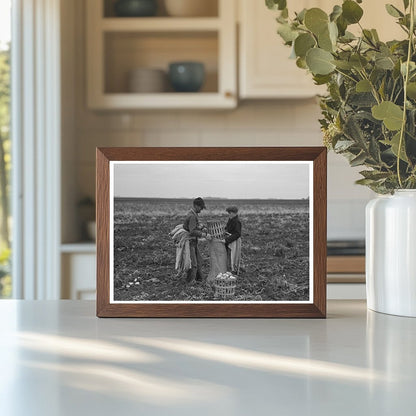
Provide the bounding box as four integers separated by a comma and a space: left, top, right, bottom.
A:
207, 220, 226, 240
214, 273, 237, 299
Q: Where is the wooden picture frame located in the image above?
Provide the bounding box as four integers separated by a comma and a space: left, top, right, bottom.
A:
96, 147, 327, 318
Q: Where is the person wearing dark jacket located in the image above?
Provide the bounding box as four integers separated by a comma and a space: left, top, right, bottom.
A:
224, 206, 242, 273
183, 197, 210, 283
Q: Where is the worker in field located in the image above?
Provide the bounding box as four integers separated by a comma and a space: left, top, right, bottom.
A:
183, 197, 210, 283
224, 206, 242, 275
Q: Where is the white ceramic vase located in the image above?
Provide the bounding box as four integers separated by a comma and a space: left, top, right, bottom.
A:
366, 190, 416, 317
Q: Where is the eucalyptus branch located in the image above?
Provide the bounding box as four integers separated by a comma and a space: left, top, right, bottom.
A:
397, 0, 415, 188
267, 0, 416, 192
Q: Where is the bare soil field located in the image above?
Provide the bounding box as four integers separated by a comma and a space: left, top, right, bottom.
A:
113, 198, 310, 302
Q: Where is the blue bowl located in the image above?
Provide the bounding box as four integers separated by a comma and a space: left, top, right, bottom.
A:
168, 62, 205, 93
114, 0, 157, 17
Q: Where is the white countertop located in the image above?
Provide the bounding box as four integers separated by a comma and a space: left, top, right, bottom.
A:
0, 300, 415, 415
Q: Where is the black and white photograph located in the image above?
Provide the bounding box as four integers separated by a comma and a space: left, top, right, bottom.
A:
110, 161, 313, 303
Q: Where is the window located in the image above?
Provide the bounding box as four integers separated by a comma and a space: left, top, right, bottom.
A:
0, 0, 11, 298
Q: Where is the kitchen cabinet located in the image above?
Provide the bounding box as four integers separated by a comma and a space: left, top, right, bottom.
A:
238, 0, 404, 99
86, 0, 237, 109
61, 245, 96, 300
239, 0, 325, 99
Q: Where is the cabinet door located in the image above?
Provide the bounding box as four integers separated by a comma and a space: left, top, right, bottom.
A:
239, 0, 403, 99
62, 253, 96, 300
358, 0, 404, 41
239, 0, 326, 99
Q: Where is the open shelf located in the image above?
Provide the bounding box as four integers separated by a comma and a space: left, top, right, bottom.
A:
87, 0, 236, 109
101, 17, 221, 32
61, 242, 96, 254
90, 92, 234, 109
104, 31, 218, 94
104, 0, 219, 18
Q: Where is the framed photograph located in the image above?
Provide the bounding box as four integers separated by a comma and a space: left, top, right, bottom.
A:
96, 147, 327, 318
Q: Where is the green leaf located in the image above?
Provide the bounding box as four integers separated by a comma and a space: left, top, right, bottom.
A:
342, 0, 364, 24
372, 101, 404, 131
378, 77, 386, 100
363, 29, 376, 46
382, 132, 409, 162
276, 14, 287, 24
399, 14, 411, 29
375, 55, 395, 70
350, 152, 367, 167
266, 0, 287, 11
350, 54, 368, 70
385, 4, 404, 18
277, 23, 299, 43
296, 8, 307, 23
401, 61, 416, 76
336, 15, 348, 36
355, 178, 377, 186
348, 92, 377, 107
344, 114, 367, 147
360, 170, 391, 181
333, 60, 353, 70
313, 74, 332, 85
328, 21, 338, 45
294, 33, 316, 58
356, 79, 372, 92
407, 82, 416, 99
369, 136, 382, 163
339, 31, 356, 43
334, 139, 355, 151
371, 29, 380, 42
296, 57, 308, 69
304, 8, 329, 35
306, 48, 335, 75
318, 27, 334, 52
330, 5, 342, 22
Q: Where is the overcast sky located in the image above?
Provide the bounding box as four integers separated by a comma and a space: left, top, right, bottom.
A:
113, 162, 310, 199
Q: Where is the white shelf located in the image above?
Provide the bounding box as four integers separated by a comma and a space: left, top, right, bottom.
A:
101, 17, 221, 32
61, 242, 96, 254
89, 92, 236, 110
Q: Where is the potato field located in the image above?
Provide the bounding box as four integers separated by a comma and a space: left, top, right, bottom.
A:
113, 198, 310, 302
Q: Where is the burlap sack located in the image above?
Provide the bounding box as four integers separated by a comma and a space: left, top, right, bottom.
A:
207, 239, 227, 283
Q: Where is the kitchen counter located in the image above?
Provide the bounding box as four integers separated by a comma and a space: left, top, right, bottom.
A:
0, 300, 415, 415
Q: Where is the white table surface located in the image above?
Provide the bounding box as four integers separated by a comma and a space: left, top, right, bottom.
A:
0, 300, 415, 416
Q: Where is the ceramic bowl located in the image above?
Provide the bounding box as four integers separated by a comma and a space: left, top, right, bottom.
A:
114, 0, 158, 17
168, 62, 205, 92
